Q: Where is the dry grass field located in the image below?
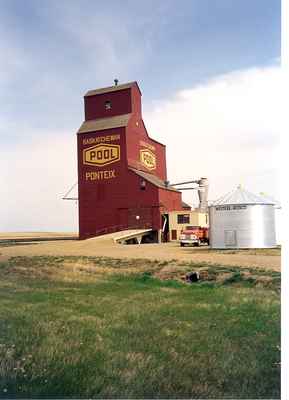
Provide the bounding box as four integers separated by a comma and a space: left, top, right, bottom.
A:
0, 233, 281, 271
0, 232, 76, 240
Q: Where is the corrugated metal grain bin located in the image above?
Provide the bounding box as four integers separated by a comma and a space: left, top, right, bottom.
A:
209, 186, 276, 249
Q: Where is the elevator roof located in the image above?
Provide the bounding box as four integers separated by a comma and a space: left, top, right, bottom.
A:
85, 81, 141, 97
77, 113, 131, 134
129, 168, 180, 193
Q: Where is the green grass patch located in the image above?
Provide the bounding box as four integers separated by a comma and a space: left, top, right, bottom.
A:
0, 256, 280, 398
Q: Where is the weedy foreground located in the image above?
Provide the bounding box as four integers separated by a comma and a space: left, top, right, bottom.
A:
0, 256, 280, 399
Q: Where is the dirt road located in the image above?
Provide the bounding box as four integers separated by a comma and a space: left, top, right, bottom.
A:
0, 236, 281, 271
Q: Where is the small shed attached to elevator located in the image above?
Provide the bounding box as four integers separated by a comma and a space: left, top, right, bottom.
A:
209, 185, 276, 249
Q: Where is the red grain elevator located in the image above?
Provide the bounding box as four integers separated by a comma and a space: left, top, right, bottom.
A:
77, 81, 183, 240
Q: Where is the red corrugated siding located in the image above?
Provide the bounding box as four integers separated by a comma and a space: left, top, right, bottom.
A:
159, 188, 182, 212
84, 88, 132, 121
126, 116, 167, 181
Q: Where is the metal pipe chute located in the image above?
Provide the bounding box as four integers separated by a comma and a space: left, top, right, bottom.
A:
197, 177, 209, 212
171, 177, 209, 211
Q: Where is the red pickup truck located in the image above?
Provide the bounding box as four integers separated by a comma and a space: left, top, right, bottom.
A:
179, 226, 209, 247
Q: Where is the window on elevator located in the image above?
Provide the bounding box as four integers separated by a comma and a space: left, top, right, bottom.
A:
105, 100, 111, 110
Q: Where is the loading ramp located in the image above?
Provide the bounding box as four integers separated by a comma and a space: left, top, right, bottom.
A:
86, 229, 154, 244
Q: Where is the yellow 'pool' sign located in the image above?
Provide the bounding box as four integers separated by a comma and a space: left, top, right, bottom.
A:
140, 149, 156, 170
83, 144, 120, 166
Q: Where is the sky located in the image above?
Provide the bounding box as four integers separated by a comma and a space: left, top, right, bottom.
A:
0, 0, 281, 232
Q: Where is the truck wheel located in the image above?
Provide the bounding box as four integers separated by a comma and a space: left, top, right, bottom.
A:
180, 243, 184, 247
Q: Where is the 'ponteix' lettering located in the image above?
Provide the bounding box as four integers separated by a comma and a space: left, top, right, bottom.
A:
85, 170, 116, 181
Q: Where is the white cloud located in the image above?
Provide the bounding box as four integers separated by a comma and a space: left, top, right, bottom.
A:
144, 65, 281, 206
1, 132, 78, 232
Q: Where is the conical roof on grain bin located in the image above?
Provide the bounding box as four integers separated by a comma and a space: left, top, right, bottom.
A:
211, 185, 275, 207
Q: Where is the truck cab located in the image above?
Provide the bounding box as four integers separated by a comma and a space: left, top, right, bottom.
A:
179, 226, 209, 247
